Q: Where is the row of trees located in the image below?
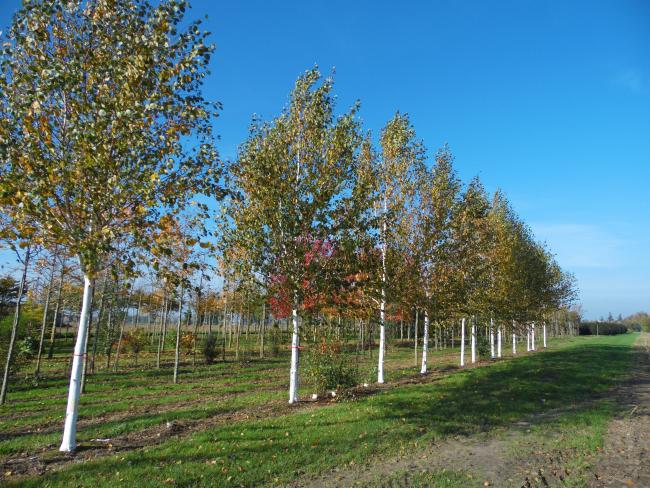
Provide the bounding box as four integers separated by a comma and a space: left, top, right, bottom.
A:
0, 241, 579, 380
221, 71, 577, 403
0, 0, 575, 453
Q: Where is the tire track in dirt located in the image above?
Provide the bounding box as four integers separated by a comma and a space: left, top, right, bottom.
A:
589, 333, 650, 487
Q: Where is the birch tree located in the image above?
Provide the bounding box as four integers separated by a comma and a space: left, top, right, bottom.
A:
413, 146, 460, 374
0, 0, 222, 451
449, 177, 491, 366
223, 69, 366, 403
484, 192, 529, 347
369, 113, 422, 382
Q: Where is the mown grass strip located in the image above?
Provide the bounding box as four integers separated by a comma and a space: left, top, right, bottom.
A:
18, 334, 635, 487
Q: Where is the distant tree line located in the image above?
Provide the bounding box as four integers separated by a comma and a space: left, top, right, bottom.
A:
579, 322, 628, 336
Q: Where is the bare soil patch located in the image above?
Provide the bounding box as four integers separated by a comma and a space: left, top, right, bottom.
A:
589, 333, 650, 487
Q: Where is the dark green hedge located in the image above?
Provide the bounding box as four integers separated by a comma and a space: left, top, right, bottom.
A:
579, 322, 627, 336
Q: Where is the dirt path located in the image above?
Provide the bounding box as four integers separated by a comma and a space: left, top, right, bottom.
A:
289, 432, 522, 488
590, 333, 650, 487
291, 334, 650, 488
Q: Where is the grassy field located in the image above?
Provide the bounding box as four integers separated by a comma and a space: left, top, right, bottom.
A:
0, 333, 638, 487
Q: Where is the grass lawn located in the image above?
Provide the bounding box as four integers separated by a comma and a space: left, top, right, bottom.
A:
1, 333, 636, 487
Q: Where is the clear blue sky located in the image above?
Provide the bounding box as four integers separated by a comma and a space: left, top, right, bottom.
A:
1, 0, 649, 319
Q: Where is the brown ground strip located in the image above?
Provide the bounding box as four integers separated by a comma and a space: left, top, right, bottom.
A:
589, 333, 650, 487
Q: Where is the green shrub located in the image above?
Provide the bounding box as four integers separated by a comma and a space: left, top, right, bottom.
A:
476, 328, 491, 358
17, 335, 36, 359
0, 302, 42, 367
123, 328, 148, 365
203, 333, 218, 364
5, 335, 38, 374
363, 363, 378, 385
305, 338, 360, 395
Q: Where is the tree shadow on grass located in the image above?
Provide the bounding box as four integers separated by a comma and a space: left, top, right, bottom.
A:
382, 341, 634, 437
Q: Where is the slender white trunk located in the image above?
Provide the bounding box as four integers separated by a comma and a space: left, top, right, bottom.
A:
460, 317, 465, 367
543, 322, 547, 348
490, 318, 495, 358
531, 323, 536, 350
420, 310, 429, 374
173, 285, 184, 384
378, 314, 385, 383
471, 322, 476, 363
497, 325, 502, 358
260, 302, 266, 358
378, 199, 387, 384
288, 307, 299, 403
512, 333, 516, 354
60, 274, 94, 452
413, 309, 419, 367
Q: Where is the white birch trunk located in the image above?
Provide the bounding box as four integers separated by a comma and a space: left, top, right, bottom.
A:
497, 325, 502, 358
259, 302, 266, 358
526, 325, 531, 351
531, 322, 536, 350
420, 310, 429, 374
60, 274, 93, 452
173, 285, 184, 384
377, 197, 387, 384
471, 322, 476, 363
413, 309, 419, 367
288, 307, 300, 403
378, 312, 385, 383
460, 317, 465, 367
543, 322, 547, 348
512, 333, 516, 354
490, 318, 495, 358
